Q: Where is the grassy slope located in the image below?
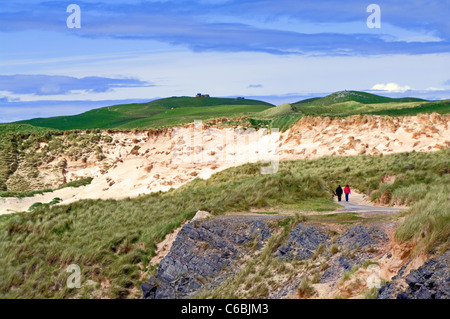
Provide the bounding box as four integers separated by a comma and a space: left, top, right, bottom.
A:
369, 100, 450, 116
9, 92, 450, 134
258, 103, 299, 118
15, 97, 273, 130
294, 100, 450, 117
0, 123, 58, 134
244, 91, 448, 132
246, 103, 303, 132
294, 91, 426, 106
0, 149, 448, 298
116, 104, 271, 129
292, 91, 449, 117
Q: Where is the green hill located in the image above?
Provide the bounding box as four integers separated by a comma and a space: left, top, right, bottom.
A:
294, 91, 425, 106
247, 103, 303, 132
10, 92, 450, 132
15, 97, 273, 130
241, 91, 449, 132
291, 91, 449, 117
258, 103, 300, 118
294, 97, 321, 105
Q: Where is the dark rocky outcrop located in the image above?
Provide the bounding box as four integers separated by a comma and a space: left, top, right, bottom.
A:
277, 224, 329, 260
142, 215, 274, 299
321, 225, 388, 283
336, 225, 389, 250
378, 251, 450, 299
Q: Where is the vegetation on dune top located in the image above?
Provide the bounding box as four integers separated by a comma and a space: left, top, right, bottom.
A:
0, 123, 58, 134
0, 127, 106, 192
293, 91, 426, 106
131, 96, 273, 109
291, 91, 449, 118
0, 149, 448, 298
257, 103, 300, 118
116, 104, 271, 129
7, 91, 450, 132
14, 97, 273, 130
368, 100, 450, 116
0, 177, 93, 198
0, 125, 62, 191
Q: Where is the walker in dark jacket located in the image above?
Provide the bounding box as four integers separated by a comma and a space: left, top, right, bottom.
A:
336, 185, 343, 202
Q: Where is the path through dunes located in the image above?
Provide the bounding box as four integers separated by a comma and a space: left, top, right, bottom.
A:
333, 191, 408, 214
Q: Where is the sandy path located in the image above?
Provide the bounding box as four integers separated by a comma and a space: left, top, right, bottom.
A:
333, 191, 408, 214
0, 187, 83, 215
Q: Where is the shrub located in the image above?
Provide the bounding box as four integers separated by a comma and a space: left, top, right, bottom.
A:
297, 277, 316, 298
395, 186, 450, 253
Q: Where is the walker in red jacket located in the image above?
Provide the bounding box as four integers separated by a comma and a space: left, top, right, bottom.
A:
344, 185, 351, 202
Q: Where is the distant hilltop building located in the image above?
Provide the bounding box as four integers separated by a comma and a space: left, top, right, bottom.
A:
235, 97, 245, 100
196, 93, 210, 98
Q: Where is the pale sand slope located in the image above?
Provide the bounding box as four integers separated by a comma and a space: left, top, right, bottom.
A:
1, 113, 448, 215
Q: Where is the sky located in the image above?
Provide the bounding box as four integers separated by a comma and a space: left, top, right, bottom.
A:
0, 0, 449, 122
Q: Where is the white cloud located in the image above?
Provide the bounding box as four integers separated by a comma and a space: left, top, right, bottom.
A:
371, 82, 412, 93
424, 87, 444, 91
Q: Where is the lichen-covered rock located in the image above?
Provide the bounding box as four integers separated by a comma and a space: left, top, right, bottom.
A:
277, 223, 329, 260
142, 215, 274, 299
320, 255, 358, 283
337, 225, 388, 250
320, 225, 388, 283
378, 251, 450, 299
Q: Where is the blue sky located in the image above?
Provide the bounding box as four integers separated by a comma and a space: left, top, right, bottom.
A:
1, 0, 449, 122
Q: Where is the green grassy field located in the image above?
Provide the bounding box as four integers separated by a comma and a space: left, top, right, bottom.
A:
0, 149, 448, 298
15, 97, 273, 130
257, 103, 300, 118
291, 91, 450, 117
293, 100, 450, 117
368, 100, 450, 116
7, 92, 449, 134
246, 103, 303, 132
116, 104, 272, 129
293, 90, 425, 106
243, 91, 449, 132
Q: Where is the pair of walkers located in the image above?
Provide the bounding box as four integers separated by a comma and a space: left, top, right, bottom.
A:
335, 185, 351, 202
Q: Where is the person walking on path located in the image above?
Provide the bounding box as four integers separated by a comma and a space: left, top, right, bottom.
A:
344, 185, 351, 202
335, 185, 343, 202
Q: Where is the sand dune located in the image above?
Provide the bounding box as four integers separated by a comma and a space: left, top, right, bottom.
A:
1, 113, 449, 215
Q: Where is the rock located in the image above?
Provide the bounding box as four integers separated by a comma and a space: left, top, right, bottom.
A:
378, 251, 450, 299
401, 251, 450, 299
191, 210, 211, 221
337, 225, 388, 250
141, 278, 159, 299
320, 225, 388, 283
143, 215, 275, 299
320, 255, 358, 283
376, 265, 408, 299
277, 224, 329, 260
